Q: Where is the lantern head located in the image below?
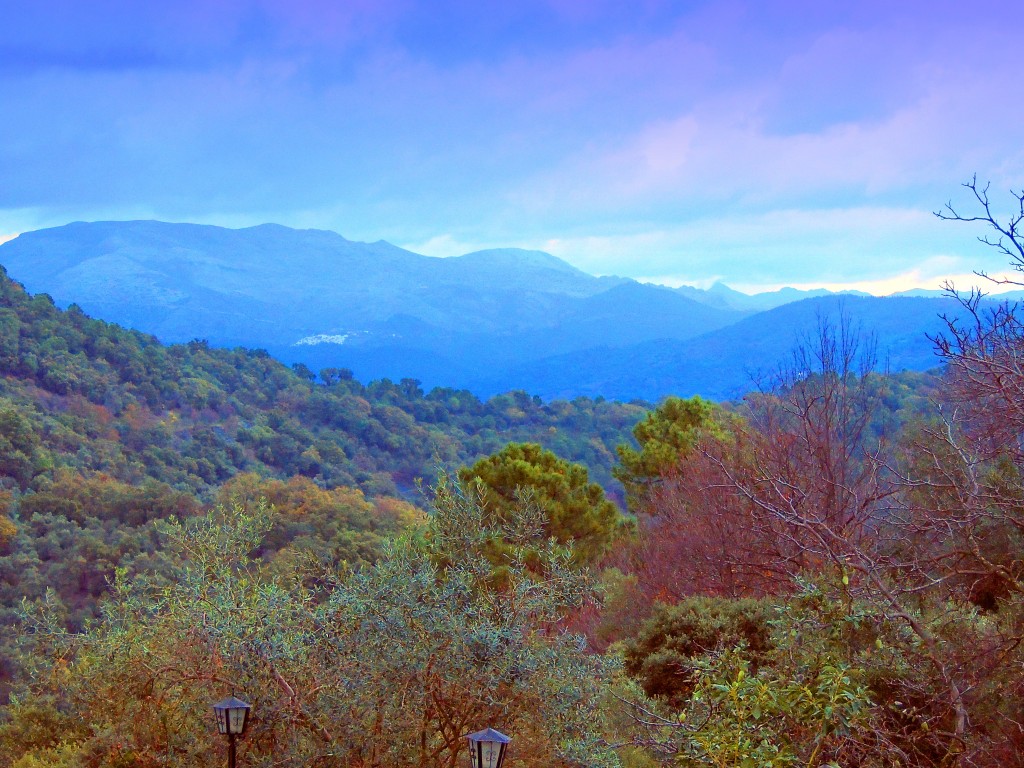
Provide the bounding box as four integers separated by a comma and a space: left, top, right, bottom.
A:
213, 695, 252, 736
467, 727, 510, 768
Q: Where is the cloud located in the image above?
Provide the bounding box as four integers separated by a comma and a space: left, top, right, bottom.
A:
524, 76, 1023, 216
396, 204, 1014, 296
779, 271, 1019, 297
508, 4, 1024, 223
637, 268, 1020, 297
529, 206, 1009, 291
2, 0, 1023, 294
0, 1, 407, 72
399, 233, 489, 257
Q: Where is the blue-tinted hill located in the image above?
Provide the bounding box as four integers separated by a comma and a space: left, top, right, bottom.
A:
0, 220, 745, 392
0, 220, 984, 400
466, 295, 962, 401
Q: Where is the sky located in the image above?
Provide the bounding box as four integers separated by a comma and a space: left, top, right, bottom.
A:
2, 0, 1023, 293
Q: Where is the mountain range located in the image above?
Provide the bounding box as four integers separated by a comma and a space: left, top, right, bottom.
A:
0, 219, 1010, 400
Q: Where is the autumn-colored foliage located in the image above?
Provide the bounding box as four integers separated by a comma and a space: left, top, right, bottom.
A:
3, 182, 1024, 767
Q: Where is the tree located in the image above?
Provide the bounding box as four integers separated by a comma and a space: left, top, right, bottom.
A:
610, 322, 891, 603
0, 406, 47, 491
933, 175, 1024, 453
650, 184, 1024, 766
616, 582, 884, 768
459, 443, 625, 565
621, 597, 773, 707
214, 472, 422, 568
612, 314, 1012, 764
694, 323, 994, 764
603, 182, 1024, 767
4, 484, 619, 768
602, 397, 768, 614
614, 396, 734, 510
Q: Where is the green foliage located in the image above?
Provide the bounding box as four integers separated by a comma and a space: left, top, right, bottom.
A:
0, 266, 645, 501
215, 472, 422, 569
0, 266, 647, 699
580, 567, 650, 650
614, 397, 734, 508
613, 566, 1024, 767
622, 598, 773, 706
615, 587, 888, 767
4, 487, 619, 768
679, 653, 872, 768
459, 442, 626, 564
0, 405, 48, 491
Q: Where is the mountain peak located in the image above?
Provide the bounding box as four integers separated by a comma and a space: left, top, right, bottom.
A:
707, 281, 746, 297
453, 248, 585, 275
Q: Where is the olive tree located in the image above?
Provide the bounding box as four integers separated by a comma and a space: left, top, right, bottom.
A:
4, 484, 619, 768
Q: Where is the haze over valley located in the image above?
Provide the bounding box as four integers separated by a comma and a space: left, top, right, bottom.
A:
0, 219, 1001, 400
4, 3, 1024, 766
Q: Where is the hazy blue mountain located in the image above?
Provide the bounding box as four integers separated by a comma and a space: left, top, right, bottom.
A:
893, 286, 1024, 301
465, 295, 964, 401
1, 221, 425, 344
708, 281, 827, 311
672, 284, 737, 310
265, 280, 749, 387
0, 221, 668, 338
0, 220, 979, 400
892, 288, 951, 298
673, 280, 872, 312
0, 220, 745, 387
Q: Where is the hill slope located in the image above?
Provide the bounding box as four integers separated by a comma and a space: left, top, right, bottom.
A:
0, 264, 646, 498
0, 220, 991, 399
0, 221, 745, 391
468, 295, 962, 401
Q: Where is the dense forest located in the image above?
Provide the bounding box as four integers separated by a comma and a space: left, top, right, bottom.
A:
2, 182, 1024, 767
0, 264, 649, 697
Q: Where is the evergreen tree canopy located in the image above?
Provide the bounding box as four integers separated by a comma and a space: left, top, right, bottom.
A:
614, 396, 736, 508
459, 442, 625, 564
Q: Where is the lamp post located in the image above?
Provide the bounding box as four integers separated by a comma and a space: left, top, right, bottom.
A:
467, 727, 510, 768
212, 695, 252, 768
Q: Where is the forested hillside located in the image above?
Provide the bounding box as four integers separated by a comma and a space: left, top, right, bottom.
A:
0, 220, 970, 400
0, 264, 645, 696
0, 265, 646, 497
4, 188, 1024, 767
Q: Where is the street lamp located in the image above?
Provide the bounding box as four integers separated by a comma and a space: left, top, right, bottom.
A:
467, 727, 510, 768
212, 695, 252, 768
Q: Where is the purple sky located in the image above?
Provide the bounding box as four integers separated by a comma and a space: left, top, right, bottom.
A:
2, 0, 1022, 292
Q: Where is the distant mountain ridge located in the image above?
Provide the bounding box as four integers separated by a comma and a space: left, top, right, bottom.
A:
0, 219, 992, 399
0, 221, 646, 340
679, 282, 872, 313
466, 294, 962, 401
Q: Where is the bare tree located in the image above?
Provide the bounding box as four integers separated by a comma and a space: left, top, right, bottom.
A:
627, 437, 783, 601
636, 311, 1016, 765
619, 316, 981, 764
615, 182, 1024, 766
936, 174, 1024, 284
619, 315, 892, 599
